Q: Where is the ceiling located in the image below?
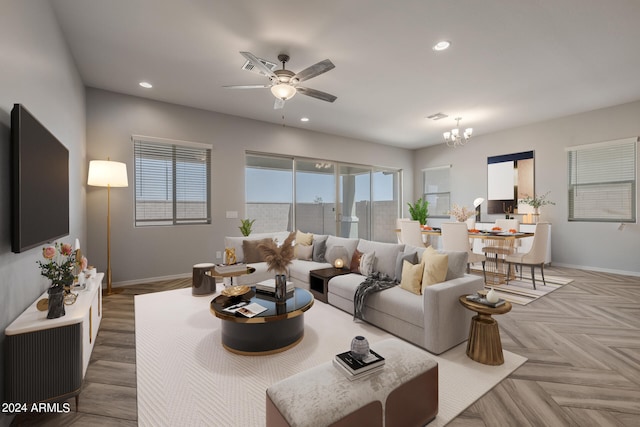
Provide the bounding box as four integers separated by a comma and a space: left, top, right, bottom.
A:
50, 0, 640, 149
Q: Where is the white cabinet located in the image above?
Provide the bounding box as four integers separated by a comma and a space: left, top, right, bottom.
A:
4, 273, 103, 405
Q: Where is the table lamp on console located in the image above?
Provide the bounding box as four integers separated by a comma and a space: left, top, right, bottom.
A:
88, 159, 128, 296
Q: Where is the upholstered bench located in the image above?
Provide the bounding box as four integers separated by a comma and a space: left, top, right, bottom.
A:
265, 338, 438, 427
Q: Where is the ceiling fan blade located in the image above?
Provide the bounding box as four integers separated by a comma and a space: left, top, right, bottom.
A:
240, 52, 277, 79
274, 98, 285, 109
223, 84, 271, 89
296, 86, 337, 103
292, 59, 335, 83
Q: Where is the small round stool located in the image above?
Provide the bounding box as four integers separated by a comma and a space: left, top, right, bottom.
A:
192, 263, 216, 296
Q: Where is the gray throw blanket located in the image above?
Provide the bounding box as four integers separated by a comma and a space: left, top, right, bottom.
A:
353, 272, 397, 321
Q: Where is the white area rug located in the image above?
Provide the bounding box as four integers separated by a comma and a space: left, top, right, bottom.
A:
135, 288, 527, 427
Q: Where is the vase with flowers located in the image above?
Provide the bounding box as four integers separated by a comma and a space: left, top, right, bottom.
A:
448, 204, 476, 222
38, 242, 86, 319
521, 191, 555, 223
258, 232, 296, 301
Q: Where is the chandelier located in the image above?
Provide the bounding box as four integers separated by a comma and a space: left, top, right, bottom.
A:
443, 117, 473, 147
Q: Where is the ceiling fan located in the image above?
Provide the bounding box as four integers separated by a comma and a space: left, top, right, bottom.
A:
224, 52, 337, 109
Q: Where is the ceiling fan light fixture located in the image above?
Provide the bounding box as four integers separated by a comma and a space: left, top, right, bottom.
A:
271, 83, 296, 100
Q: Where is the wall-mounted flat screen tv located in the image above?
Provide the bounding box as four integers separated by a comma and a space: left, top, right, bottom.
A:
11, 104, 69, 253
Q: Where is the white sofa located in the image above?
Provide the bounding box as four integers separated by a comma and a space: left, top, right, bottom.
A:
224, 232, 483, 354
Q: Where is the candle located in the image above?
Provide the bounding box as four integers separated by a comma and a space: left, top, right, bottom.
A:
334, 258, 344, 269
74, 238, 80, 250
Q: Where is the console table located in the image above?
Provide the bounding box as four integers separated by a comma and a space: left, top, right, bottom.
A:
4, 273, 104, 407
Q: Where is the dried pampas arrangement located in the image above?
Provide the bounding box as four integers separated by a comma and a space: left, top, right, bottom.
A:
258, 231, 296, 274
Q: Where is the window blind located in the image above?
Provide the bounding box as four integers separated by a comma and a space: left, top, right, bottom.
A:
567, 137, 637, 222
423, 165, 451, 217
134, 137, 211, 226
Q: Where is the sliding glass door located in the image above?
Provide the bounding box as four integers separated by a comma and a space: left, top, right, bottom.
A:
295, 160, 336, 235
246, 153, 400, 242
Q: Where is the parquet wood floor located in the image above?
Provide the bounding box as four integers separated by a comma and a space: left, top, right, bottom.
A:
12, 267, 640, 426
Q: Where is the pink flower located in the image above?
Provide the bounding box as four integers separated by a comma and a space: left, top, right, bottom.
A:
42, 246, 56, 259
60, 243, 73, 256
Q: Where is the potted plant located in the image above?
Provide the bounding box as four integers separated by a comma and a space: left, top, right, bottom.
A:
407, 198, 429, 225
238, 218, 255, 237
521, 191, 555, 222
258, 232, 296, 301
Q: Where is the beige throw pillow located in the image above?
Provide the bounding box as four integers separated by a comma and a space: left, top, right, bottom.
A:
296, 230, 314, 246
421, 246, 448, 291
400, 260, 424, 295
294, 243, 314, 261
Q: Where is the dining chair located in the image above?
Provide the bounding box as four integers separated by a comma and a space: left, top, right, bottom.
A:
399, 220, 427, 248
505, 222, 551, 289
441, 222, 486, 282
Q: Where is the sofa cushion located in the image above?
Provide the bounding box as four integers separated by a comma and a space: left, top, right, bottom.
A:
400, 260, 424, 295
233, 262, 271, 285
329, 275, 424, 328
438, 250, 468, 280
405, 246, 467, 281
294, 243, 313, 260
360, 251, 376, 277
296, 230, 314, 246
312, 235, 328, 262
243, 238, 272, 263
289, 259, 332, 284
350, 249, 363, 272
395, 251, 418, 282
326, 236, 359, 264
421, 247, 448, 290
356, 240, 405, 278
225, 232, 290, 262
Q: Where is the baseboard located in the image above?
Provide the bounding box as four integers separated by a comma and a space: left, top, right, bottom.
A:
111, 272, 192, 288
552, 263, 640, 278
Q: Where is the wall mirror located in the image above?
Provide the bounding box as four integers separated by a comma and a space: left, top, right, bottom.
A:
487, 151, 534, 215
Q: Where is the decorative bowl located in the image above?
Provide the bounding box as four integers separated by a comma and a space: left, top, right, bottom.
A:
221, 285, 251, 297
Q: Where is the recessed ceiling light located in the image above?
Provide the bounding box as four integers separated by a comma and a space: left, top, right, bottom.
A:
300, 117, 309, 122
139, 81, 153, 89
432, 41, 451, 51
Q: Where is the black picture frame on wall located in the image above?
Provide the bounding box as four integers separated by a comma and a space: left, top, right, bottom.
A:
487, 151, 534, 215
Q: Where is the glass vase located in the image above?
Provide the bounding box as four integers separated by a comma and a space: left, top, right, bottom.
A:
47, 286, 66, 319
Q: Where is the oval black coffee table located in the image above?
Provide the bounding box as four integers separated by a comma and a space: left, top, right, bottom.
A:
210, 288, 314, 355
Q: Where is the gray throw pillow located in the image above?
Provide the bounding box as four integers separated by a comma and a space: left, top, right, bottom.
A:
312, 236, 328, 262
395, 251, 418, 282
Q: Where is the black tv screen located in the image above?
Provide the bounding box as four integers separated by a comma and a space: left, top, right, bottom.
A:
11, 104, 69, 253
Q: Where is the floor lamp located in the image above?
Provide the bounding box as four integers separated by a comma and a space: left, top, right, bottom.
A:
88, 160, 128, 296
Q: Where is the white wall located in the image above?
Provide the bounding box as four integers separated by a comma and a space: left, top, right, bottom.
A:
0, 2, 86, 423
86, 88, 414, 283
414, 100, 640, 276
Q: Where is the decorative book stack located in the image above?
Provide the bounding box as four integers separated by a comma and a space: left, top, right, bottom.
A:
332, 349, 385, 380
215, 263, 248, 274
256, 278, 294, 295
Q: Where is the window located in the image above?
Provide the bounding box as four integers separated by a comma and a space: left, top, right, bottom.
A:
423, 165, 451, 217
245, 153, 401, 242
133, 136, 211, 226
567, 137, 637, 222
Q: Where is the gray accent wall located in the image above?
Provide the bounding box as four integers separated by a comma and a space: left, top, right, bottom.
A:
414, 100, 640, 276
0, 2, 86, 424
86, 88, 414, 284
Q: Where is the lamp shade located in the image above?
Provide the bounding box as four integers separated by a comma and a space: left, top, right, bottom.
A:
270, 83, 297, 100
473, 197, 485, 208
88, 160, 128, 187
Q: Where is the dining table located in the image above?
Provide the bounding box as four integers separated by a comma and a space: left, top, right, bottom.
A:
418, 228, 534, 285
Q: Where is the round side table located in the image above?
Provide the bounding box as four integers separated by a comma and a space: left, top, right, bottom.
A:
458, 295, 512, 365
